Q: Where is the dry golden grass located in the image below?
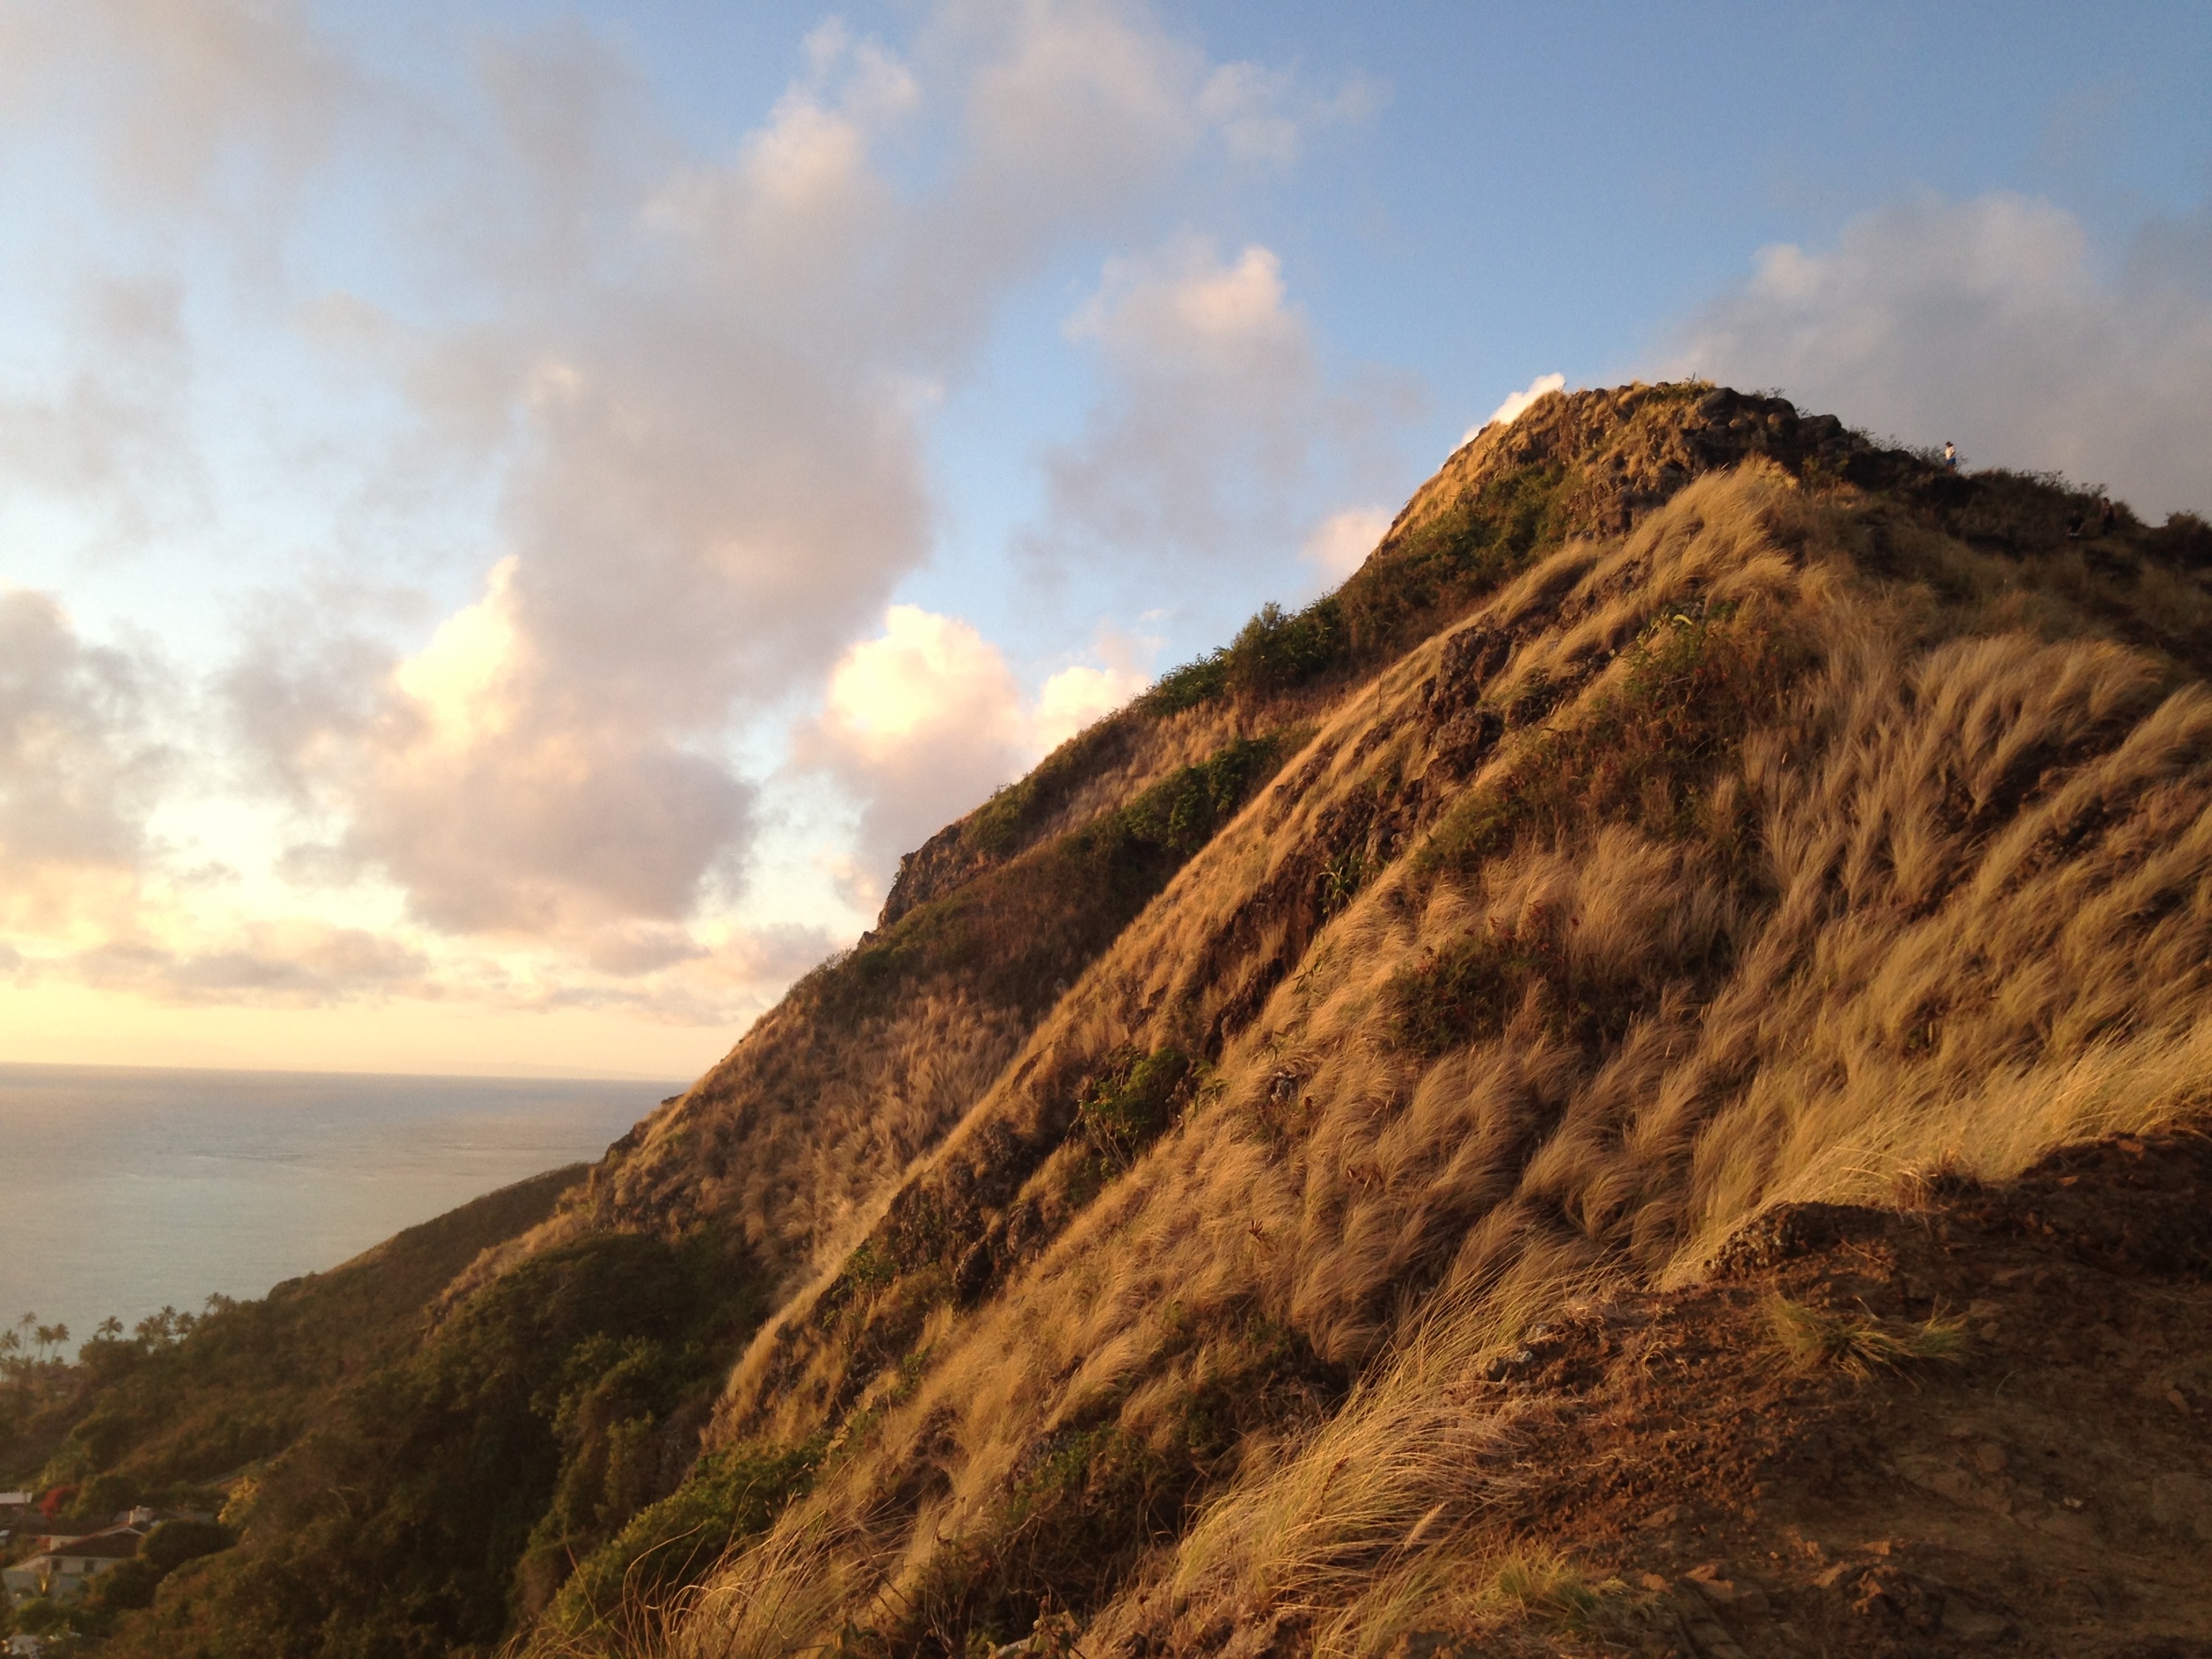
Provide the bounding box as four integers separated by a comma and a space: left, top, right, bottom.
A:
561, 450, 2212, 1659
1764, 1295, 1969, 1379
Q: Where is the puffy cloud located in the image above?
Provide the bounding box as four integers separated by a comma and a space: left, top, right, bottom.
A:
1463, 372, 1566, 445
1029, 242, 1347, 590
1033, 639, 1148, 750
0, 588, 171, 934
1669, 192, 2212, 518
0, 0, 349, 208
1302, 505, 1393, 580
796, 606, 1029, 879
6, 2, 1389, 1039
1022, 235, 1423, 620
953, 0, 1210, 242
240, 555, 759, 937
237, 6, 1330, 953
796, 606, 1148, 890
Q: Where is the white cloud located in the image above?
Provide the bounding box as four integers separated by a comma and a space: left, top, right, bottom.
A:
1302, 505, 1392, 580
1668, 191, 2212, 518
243, 6, 1337, 955
0, 588, 172, 937
795, 605, 1149, 892
819, 604, 1028, 760
1461, 372, 1566, 446
1023, 234, 1421, 615
3, 1, 1393, 1034
796, 606, 1029, 880
1033, 642, 1148, 751
1030, 241, 1338, 590
0, 0, 349, 210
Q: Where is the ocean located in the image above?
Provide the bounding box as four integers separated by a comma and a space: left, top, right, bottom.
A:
0, 1064, 680, 1345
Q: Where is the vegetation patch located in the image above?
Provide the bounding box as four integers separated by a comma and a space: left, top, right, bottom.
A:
1075, 1048, 1194, 1171
1139, 461, 1576, 720
4, 1164, 585, 1517
1765, 1296, 1968, 1380
818, 733, 1296, 1027
964, 718, 1133, 861
1385, 909, 1587, 1057
96, 1226, 764, 1659
1422, 603, 1805, 877
536, 1439, 822, 1652
880, 1305, 1344, 1659
1487, 1548, 1619, 1629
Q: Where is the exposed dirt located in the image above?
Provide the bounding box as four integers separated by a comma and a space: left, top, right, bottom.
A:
1428, 1133, 2212, 1657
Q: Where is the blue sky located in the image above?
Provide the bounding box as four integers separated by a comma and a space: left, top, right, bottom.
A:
1, 0, 2208, 1076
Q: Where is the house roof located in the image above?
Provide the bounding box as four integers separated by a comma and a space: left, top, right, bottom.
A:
37, 1526, 143, 1558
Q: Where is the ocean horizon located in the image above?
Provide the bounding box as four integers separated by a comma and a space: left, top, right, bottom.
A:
0, 1062, 681, 1347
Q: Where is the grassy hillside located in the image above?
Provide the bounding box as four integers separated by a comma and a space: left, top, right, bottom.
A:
56, 382, 2212, 1658
641, 389, 2212, 1659
646, 431, 2212, 1659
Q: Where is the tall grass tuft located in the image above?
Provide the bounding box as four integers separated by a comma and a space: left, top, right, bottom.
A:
1765, 1297, 1969, 1380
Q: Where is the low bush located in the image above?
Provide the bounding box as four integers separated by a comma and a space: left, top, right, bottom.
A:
1384, 911, 1578, 1057
1765, 1297, 1968, 1379
823, 733, 1296, 1027
1075, 1048, 1194, 1170
2147, 510, 2212, 571
538, 1440, 821, 1649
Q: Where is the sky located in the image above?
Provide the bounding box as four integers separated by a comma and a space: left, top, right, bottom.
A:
0, 0, 2207, 1080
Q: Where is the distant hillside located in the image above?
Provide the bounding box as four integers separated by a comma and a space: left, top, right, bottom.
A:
45, 382, 2212, 1659
2, 1163, 585, 1502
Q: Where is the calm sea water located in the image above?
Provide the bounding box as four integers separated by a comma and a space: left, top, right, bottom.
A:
0, 1064, 681, 1343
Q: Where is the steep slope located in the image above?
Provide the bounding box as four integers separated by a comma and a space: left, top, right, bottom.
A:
643, 393, 2212, 1659
62, 382, 2212, 1659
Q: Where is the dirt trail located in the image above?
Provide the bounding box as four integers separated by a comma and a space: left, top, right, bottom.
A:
1444, 1133, 2212, 1657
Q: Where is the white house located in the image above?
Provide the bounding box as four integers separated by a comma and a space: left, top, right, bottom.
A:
2, 1525, 144, 1605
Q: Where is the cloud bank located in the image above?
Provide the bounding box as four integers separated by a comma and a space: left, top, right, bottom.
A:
0, 589, 170, 936
1027, 238, 1419, 606
796, 605, 1143, 896
0, 2, 1383, 1033
1671, 192, 2212, 518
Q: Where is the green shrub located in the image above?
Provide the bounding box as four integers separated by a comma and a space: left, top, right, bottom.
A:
540, 1440, 821, 1647
1139, 599, 1348, 718
1118, 736, 1290, 857
96, 1227, 764, 1659
2147, 510, 2212, 571
88, 1555, 165, 1613
1076, 1048, 1193, 1169
1386, 918, 1568, 1057
823, 733, 1296, 1028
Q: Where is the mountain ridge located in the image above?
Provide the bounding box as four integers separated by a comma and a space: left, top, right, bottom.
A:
16, 380, 2212, 1659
